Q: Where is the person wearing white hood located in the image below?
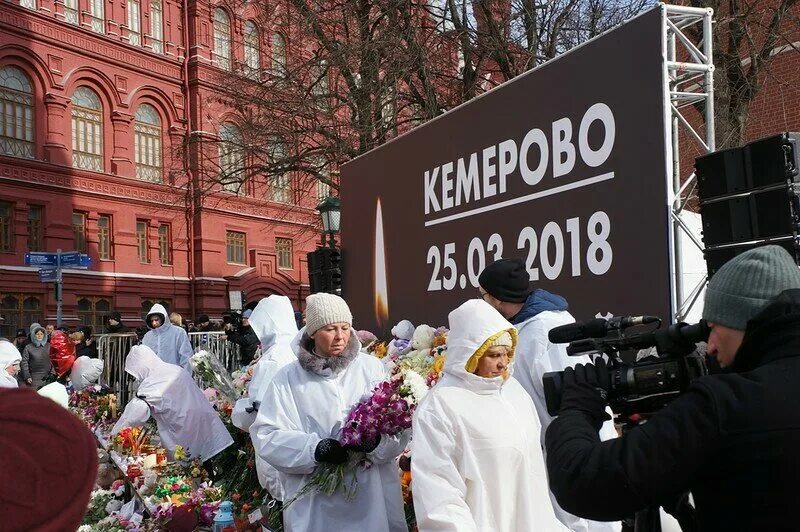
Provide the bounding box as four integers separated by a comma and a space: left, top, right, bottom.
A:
142, 303, 193, 372
251, 293, 408, 532
0, 340, 22, 388
411, 299, 566, 532
111, 345, 233, 462
230, 295, 299, 500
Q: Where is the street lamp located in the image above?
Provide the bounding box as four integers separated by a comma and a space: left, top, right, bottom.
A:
316, 196, 341, 249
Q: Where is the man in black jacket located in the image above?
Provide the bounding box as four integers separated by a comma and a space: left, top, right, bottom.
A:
545, 245, 800, 530
225, 309, 259, 366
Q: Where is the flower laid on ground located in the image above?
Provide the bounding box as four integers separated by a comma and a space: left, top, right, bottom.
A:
69, 385, 120, 432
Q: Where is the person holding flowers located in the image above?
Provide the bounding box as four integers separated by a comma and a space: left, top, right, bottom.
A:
111, 345, 233, 463
251, 293, 408, 532
411, 298, 566, 531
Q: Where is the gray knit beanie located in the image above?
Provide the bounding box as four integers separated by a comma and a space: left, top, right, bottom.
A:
305, 293, 353, 335
703, 245, 800, 330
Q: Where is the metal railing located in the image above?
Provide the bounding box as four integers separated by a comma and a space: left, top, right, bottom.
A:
95, 331, 241, 405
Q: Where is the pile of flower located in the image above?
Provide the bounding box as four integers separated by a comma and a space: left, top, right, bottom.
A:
70, 385, 119, 433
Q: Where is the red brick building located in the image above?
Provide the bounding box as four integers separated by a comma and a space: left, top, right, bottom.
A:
0, 0, 321, 336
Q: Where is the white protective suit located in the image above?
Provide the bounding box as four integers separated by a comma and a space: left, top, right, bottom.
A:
230, 295, 299, 499
411, 299, 566, 532
251, 330, 408, 532
111, 345, 233, 461
142, 304, 193, 371
70, 356, 104, 391
0, 341, 21, 388
232, 295, 299, 431
513, 309, 620, 532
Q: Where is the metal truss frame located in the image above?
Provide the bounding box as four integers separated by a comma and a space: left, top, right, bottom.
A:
661, 4, 715, 321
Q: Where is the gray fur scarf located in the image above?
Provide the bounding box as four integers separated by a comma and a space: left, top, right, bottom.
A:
296, 332, 361, 377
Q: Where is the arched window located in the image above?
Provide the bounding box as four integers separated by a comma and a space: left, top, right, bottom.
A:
0, 66, 35, 159
244, 21, 260, 79
134, 104, 162, 182
71, 87, 103, 171
270, 33, 286, 76
213, 8, 232, 71
219, 123, 245, 194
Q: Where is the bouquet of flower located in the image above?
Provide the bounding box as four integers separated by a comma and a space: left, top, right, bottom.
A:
285, 370, 422, 505
190, 350, 238, 403
113, 427, 148, 454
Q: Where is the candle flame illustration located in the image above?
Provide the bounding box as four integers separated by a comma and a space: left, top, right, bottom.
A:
374, 198, 389, 328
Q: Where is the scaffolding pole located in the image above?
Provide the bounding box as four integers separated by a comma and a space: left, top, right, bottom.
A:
662, 3, 715, 322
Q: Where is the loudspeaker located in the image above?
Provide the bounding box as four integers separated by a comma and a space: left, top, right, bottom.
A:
307, 248, 343, 294
695, 133, 800, 276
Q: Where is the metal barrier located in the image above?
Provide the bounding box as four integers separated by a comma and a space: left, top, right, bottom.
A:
188, 331, 242, 372
95, 331, 241, 405
96, 333, 139, 405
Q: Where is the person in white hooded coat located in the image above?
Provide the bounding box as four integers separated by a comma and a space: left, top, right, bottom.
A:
230, 295, 299, 499
142, 304, 193, 371
251, 293, 408, 532
111, 345, 233, 461
479, 259, 619, 532
411, 299, 566, 532
0, 340, 21, 388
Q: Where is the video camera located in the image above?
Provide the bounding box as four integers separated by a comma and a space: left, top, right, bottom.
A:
542, 316, 710, 423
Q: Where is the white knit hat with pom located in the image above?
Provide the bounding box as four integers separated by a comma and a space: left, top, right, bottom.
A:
305, 293, 353, 335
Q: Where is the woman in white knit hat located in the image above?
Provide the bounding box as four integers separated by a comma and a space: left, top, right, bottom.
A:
411, 299, 566, 531
251, 293, 408, 532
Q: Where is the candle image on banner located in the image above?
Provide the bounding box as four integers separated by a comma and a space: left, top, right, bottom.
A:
374, 198, 389, 328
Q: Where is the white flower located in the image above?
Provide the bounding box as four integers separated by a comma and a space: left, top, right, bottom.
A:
78, 525, 93, 531
190, 350, 210, 369
402, 370, 429, 403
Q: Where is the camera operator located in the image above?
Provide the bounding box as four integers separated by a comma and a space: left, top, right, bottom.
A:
545, 246, 800, 529
225, 309, 259, 366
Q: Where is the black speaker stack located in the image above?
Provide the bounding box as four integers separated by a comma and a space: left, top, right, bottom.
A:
307, 247, 343, 294
696, 132, 800, 276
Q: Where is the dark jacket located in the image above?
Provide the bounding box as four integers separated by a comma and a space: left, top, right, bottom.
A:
510, 288, 569, 325
76, 341, 99, 359
105, 311, 130, 334
545, 289, 800, 530
227, 324, 259, 365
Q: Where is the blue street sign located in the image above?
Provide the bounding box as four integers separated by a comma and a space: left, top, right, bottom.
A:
39, 268, 57, 283
60, 252, 92, 269
25, 252, 59, 268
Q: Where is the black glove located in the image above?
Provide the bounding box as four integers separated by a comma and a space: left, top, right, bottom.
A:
314, 438, 349, 464
345, 435, 381, 454
559, 358, 612, 430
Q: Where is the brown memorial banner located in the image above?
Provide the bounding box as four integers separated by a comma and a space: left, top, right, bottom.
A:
341, 7, 672, 335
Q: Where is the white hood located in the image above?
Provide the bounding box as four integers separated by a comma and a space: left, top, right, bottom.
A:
249, 295, 298, 351
38, 382, 69, 408
0, 341, 21, 388
71, 356, 104, 391
443, 299, 517, 394
146, 304, 170, 331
